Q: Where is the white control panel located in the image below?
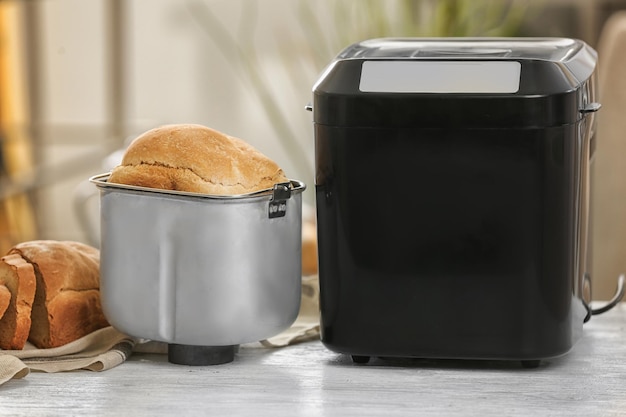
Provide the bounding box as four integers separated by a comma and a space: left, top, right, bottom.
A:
359, 61, 521, 93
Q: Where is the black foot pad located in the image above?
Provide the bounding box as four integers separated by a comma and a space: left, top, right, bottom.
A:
521, 359, 541, 369
168, 344, 236, 365
351, 355, 370, 364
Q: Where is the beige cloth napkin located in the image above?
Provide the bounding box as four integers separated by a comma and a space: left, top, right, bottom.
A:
0, 275, 321, 386
0, 326, 136, 386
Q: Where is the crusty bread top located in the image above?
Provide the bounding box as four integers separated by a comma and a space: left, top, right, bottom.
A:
107, 124, 289, 195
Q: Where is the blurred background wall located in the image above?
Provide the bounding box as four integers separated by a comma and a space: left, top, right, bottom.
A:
2, 0, 626, 300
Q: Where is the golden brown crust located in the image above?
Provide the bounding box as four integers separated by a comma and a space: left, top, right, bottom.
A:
0, 253, 36, 350
108, 124, 289, 195
45, 290, 106, 347
9, 240, 109, 349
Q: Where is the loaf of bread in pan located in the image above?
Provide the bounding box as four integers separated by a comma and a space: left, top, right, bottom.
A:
8, 240, 109, 349
0, 254, 36, 350
108, 124, 289, 195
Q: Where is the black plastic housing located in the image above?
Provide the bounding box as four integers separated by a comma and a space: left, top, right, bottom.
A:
312, 38, 599, 362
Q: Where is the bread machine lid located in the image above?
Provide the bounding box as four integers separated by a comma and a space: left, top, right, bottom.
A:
339, 37, 587, 63
312, 37, 599, 128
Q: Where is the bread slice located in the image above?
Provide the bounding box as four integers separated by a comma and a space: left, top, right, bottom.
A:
0, 284, 9, 319
9, 240, 109, 349
108, 124, 289, 195
0, 253, 36, 350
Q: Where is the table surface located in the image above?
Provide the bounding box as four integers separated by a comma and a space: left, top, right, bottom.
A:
1, 303, 625, 417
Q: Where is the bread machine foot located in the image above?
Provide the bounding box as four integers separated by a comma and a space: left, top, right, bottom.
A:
167, 344, 237, 365
521, 360, 541, 369
351, 355, 370, 364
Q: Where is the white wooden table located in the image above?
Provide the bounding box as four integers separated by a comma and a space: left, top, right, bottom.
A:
2, 303, 625, 417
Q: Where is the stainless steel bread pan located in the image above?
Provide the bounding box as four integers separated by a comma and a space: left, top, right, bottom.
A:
90, 173, 305, 364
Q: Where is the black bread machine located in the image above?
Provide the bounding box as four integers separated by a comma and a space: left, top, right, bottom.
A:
310, 38, 600, 366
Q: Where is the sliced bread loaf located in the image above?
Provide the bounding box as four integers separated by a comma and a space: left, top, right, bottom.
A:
9, 240, 109, 349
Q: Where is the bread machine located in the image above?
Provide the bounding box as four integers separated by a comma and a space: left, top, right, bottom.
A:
309, 38, 600, 367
